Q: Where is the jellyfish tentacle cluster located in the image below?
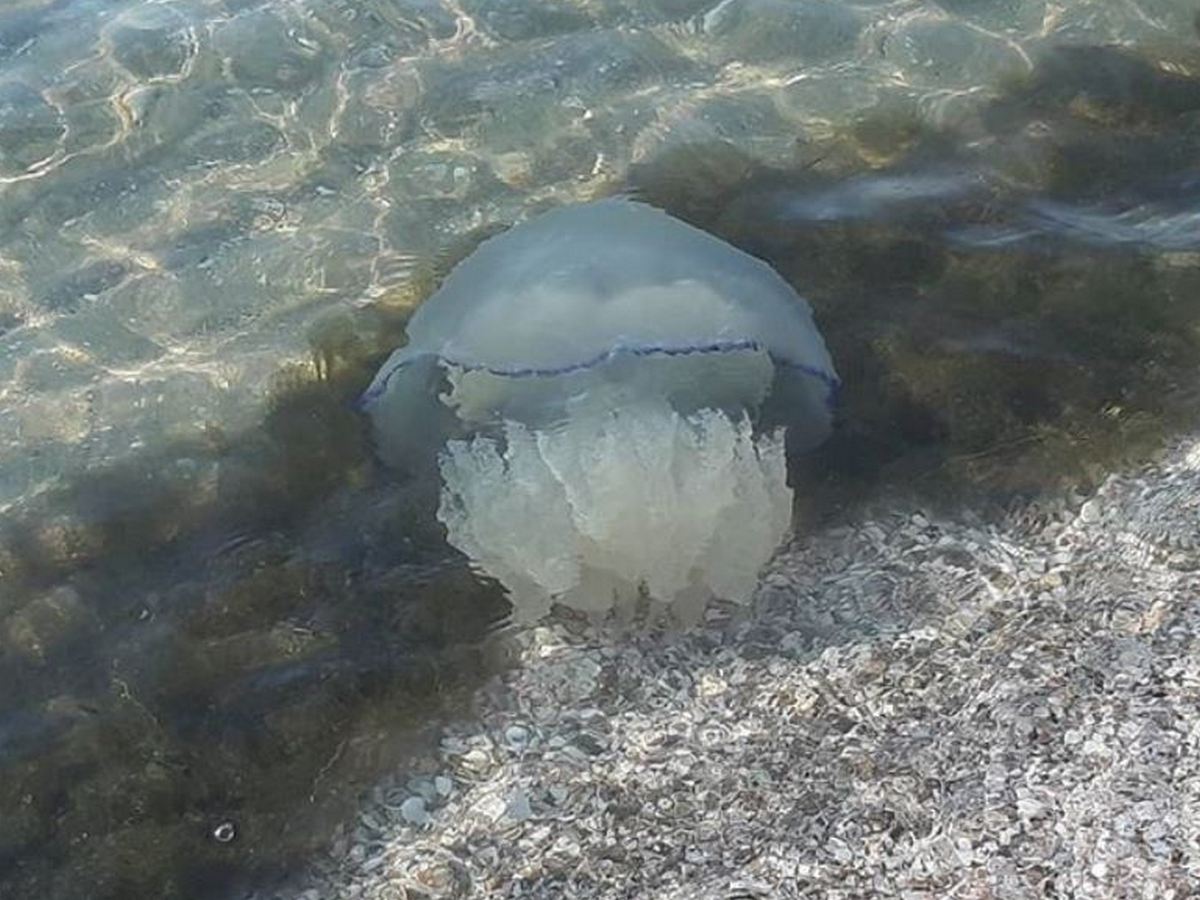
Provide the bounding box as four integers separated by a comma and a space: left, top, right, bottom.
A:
361, 198, 838, 623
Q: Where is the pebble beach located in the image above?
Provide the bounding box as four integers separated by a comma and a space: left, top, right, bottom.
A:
260, 429, 1200, 900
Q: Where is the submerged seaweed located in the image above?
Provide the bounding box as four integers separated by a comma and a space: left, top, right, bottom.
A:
624, 48, 1200, 516
0, 294, 511, 899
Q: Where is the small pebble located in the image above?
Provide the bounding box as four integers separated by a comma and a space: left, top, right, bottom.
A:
506, 789, 532, 822
400, 796, 430, 826
505, 725, 530, 748
407, 776, 437, 802
1016, 797, 1047, 821
573, 732, 608, 755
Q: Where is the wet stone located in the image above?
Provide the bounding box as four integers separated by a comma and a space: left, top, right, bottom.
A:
331, 87, 405, 147
776, 68, 892, 123
0, 81, 64, 176
0, 800, 44, 865
407, 775, 439, 803
0, 700, 90, 763
503, 724, 530, 749
215, 10, 327, 91
407, 858, 471, 897
462, 0, 593, 41
121, 82, 230, 152
40, 259, 128, 313
59, 98, 124, 158
0, 8, 41, 61
880, 15, 1028, 89
934, 0, 1048, 31
313, 0, 458, 46
50, 310, 164, 367
27, 167, 145, 232
0, 309, 22, 336
701, 0, 862, 66
345, 44, 393, 70
189, 120, 285, 167
387, 151, 500, 202
419, 30, 701, 138
2, 585, 96, 666
572, 731, 608, 755
13, 347, 102, 393
400, 796, 429, 826
628, 0, 718, 21
110, 12, 196, 80
506, 788, 532, 822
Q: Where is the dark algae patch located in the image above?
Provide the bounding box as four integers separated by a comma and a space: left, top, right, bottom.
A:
626, 42, 1200, 519
0, 293, 511, 900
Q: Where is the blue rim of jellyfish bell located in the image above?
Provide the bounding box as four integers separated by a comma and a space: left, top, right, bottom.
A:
355, 339, 841, 412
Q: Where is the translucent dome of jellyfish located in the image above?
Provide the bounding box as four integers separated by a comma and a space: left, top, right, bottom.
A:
360, 198, 839, 624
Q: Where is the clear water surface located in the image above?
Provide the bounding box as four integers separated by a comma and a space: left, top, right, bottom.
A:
2, 0, 1200, 896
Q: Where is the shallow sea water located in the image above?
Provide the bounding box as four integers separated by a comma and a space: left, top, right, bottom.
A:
2, 0, 1200, 897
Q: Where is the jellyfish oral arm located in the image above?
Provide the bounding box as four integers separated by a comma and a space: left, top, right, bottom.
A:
437, 397, 792, 623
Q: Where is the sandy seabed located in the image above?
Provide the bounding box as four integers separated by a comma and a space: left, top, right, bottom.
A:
258, 431, 1200, 900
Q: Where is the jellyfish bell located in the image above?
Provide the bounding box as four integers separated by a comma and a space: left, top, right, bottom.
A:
360, 198, 838, 624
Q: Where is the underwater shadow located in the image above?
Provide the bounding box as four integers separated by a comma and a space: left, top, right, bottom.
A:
0, 297, 512, 899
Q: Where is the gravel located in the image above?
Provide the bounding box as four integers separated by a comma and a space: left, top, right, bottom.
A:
253, 432, 1200, 900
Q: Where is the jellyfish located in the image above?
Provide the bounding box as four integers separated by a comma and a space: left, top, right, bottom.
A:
360, 198, 838, 624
